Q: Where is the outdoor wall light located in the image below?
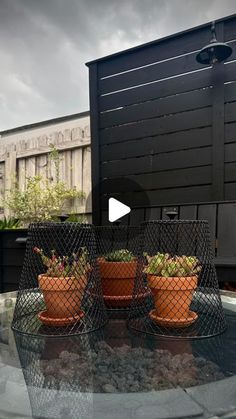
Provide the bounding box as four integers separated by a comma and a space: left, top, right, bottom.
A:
196, 21, 232, 65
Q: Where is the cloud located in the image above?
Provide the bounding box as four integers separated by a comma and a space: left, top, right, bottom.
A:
0, 0, 236, 130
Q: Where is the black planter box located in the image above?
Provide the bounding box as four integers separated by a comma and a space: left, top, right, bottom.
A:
0, 229, 28, 293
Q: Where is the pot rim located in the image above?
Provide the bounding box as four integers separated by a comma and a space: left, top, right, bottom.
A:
147, 274, 198, 291
38, 274, 87, 291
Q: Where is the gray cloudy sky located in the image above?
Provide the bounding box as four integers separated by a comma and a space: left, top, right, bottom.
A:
0, 0, 236, 131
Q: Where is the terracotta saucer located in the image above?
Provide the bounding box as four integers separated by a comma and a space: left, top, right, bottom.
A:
38, 310, 84, 327
149, 310, 198, 328
104, 290, 150, 308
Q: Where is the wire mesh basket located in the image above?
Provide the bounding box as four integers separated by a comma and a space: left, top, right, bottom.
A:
128, 220, 227, 338
95, 225, 150, 311
11, 223, 108, 336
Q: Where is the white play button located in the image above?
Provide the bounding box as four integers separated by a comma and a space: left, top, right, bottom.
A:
108, 198, 131, 222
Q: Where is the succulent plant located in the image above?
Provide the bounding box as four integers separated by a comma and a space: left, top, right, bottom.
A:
104, 249, 135, 262
0, 217, 21, 230
33, 246, 90, 277
143, 252, 201, 277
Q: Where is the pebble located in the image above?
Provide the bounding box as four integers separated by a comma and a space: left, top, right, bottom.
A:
39, 340, 225, 393
102, 383, 117, 393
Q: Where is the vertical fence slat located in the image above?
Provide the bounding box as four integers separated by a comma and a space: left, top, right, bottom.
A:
71, 148, 83, 190
25, 156, 36, 178
179, 205, 197, 219
198, 204, 217, 254
64, 150, 72, 188
217, 203, 236, 258
17, 159, 26, 191
0, 162, 5, 209
37, 155, 48, 178
83, 147, 92, 213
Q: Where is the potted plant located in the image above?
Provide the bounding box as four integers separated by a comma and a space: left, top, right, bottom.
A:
33, 246, 90, 326
144, 252, 201, 327
97, 249, 138, 308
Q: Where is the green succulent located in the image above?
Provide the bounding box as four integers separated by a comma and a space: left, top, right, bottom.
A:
0, 217, 21, 230
34, 246, 90, 277
104, 249, 135, 262
144, 252, 201, 277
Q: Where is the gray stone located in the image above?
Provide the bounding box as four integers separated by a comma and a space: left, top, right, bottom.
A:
102, 383, 117, 393
186, 375, 236, 416
38, 340, 226, 393
93, 389, 203, 419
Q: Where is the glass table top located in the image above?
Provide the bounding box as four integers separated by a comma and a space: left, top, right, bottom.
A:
0, 291, 236, 419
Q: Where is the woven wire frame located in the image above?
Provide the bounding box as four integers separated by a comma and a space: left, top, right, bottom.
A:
11, 223, 108, 337
13, 331, 100, 419
128, 220, 227, 338
94, 225, 150, 311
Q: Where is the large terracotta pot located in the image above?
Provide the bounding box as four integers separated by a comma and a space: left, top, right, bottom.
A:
147, 275, 198, 321
97, 258, 137, 307
38, 274, 87, 318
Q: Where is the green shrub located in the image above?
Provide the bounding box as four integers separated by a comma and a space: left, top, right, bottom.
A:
3, 146, 85, 226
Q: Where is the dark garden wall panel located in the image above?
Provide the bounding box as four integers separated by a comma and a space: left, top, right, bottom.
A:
179, 206, 198, 220
100, 89, 212, 129
224, 61, 236, 82
225, 144, 236, 163
198, 204, 217, 251
101, 127, 212, 161
87, 14, 236, 226
101, 147, 212, 178
100, 107, 212, 145
99, 51, 208, 95
225, 81, 236, 103
217, 203, 236, 258
224, 50, 236, 197
145, 207, 162, 221
225, 122, 236, 143
0, 230, 28, 293
101, 166, 211, 193
129, 209, 146, 225
224, 16, 236, 40
99, 68, 212, 112
101, 185, 212, 209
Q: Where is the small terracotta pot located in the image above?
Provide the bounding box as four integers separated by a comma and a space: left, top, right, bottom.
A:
147, 275, 198, 320
38, 274, 87, 318
97, 258, 137, 307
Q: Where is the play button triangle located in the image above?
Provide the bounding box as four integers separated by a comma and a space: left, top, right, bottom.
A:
108, 198, 131, 222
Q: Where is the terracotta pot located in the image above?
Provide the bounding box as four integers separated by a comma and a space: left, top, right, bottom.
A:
98, 258, 137, 297
147, 275, 198, 320
38, 274, 87, 318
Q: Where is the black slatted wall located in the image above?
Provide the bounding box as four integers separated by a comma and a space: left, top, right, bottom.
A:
87, 15, 236, 227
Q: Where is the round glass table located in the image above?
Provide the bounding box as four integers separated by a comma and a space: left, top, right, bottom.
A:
0, 290, 236, 419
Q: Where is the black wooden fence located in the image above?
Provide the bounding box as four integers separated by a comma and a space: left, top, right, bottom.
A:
87, 14, 236, 278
